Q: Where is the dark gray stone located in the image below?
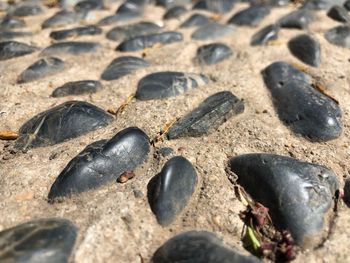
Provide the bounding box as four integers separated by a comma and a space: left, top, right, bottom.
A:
180, 13, 211, 28
148, 156, 197, 225
50, 25, 102, 40
15, 101, 113, 150
0, 31, 32, 40
106, 22, 161, 42
288, 34, 321, 67
153, 231, 261, 263
156, 0, 191, 8
0, 41, 38, 61
12, 4, 43, 17
191, 22, 233, 40
262, 61, 342, 141
40, 41, 100, 56
18, 57, 65, 83
48, 127, 150, 200
52, 80, 103, 97
325, 25, 350, 48
163, 5, 187, 20
0, 16, 26, 30
136, 71, 208, 100
0, 218, 77, 263
327, 5, 350, 23
302, 0, 346, 10
228, 5, 270, 27
229, 153, 339, 247
195, 43, 233, 65
344, 0, 350, 10
98, 14, 120, 26
250, 24, 279, 46
278, 9, 314, 29
192, 0, 236, 13
156, 147, 174, 157
167, 91, 244, 139
116, 0, 147, 19
101, 56, 149, 81
42, 10, 85, 29
74, 0, 104, 12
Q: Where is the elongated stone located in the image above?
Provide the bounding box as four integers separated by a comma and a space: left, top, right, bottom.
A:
0, 16, 26, 29
12, 4, 43, 17
136, 71, 208, 100
262, 61, 342, 141
0, 31, 32, 40
167, 91, 244, 139
250, 24, 279, 46
48, 127, 150, 200
116, 31, 183, 52
52, 80, 102, 97
74, 0, 104, 12
116, 0, 147, 19
40, 41, 100, 56
228, 5, 270, 27
325, 25, 350, 48
345, 0, 350, 11
101, 56, 149, 81
148, 156, 197, 225
15, 101, 113, 150
180, 13, 211, 28
163, 6, 187, 20
18, 57, 65, 83
288, 34, 321, 67
0, 218, 77, 263
153, 231, 261, 263
278, 9, 313, 29
0, 41, 37, 60
42, 10, 85, 29
195, 43, 233, 65
229, 153, 339, 247
302, 0, 346, 10
192, 0, 236, 13
106, 22, 161, 41
191, 22, 233, 40
327, 5, 350, 23
156, 0, 191, 8
50, 25, 102, 40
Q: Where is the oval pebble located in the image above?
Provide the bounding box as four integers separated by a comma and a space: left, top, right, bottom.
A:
325, 25, 350, 48
48, 127, 150, 200
156, 0, 191, 8
0, 41, 38, 61
345, 0, 350, 11
15, 101, 113, 150
229, 153, 339, 247
116, 0, 147, 19
12, 4, 43, 17
180, 13, 211, 28
302, 0, 346, 10
40, 41, 101, 56
0, 16, 26, 30
228, 5, 270, 27
0, 31, 32, 40
101, 56, 149, 81
192, 0, 236, 13
42, 10, 85, 29
262, 61, 342, 141
163, 5, 187, 20
191, 22, 234, 40
136, 71, 208, 100
147, 156, 197, 225
288, 34, 321, 67
74, 0, 104, 12
50, 25, 102, 40
18, 57, 65, 83
51, 80, 102, 97
0, 218, 77, 263
250, 24, 279, 46
277, 9, 313, 29
194, 43, 233, 65
327, 5, 350, 23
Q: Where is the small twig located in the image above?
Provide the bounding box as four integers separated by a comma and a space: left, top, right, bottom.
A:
150, 118, 179, 146
108, 94, 135, 117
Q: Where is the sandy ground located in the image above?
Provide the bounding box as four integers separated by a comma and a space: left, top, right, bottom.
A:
1, 1, 350, 262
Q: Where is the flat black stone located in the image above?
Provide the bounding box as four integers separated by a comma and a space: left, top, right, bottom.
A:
262, 61, 342, 141
153, 231, 261, 263
325, 25, 350, 48
74, 0, 104, 12
0, 16, 26, 29
228, 5, 270, 27
167, 91, 244, 139
327, 5, 350, 23
42, 10, 85, 29
180, 13, 211, 28
52, 80, 102, 97
40, 41, 100, 56
288, 34, 321, 67
48, 127, 150, 200
15, 101, 113, 150
278, 9, 313, 29
116, 31, 183, 52
0, 41, 37, 60
192, 0, 236, 13
50, 25, 102, 40
195, 43, 233, 65
136, 71, 208, 100
344, 0, 350, 11
191, 22, 233, 40
229, 153, 339, 247
148, 156, 197, 225
106, 22, 161, 42
0, 31, 32, 40
0, 218, 77, 263
101, 56, 149, 81
18, 57, 65, 83
163, 6, 187, 20
302, 0, 346, 10
12, 4, 43, 17
250, 24, 279, 46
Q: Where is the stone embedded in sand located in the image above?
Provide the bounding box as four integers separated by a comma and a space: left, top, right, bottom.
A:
0, 218, 77, 263
250, 24, 279, 46
0, 16, 26, 29
192, 0, 236, 13
288, 34, 321, 67
228, 5, 270, 27
148, 156, 197, 226
48, 127, 150, 200
262, 61, 342, 141
327, 5, 350, 23
51, 80, 102, 97
167, 91, 244, 139
163, 6, 187, 20
50, 25, 102, 40
15, 101, 113, 150
18, 57, 65, 83
345, 0, 350, 10
302, 0, 346, 10
0, 31, 32, 40
40, 41, 100, 56
180, 13, 211, 28
136, 71, 208, 100
116, 0, 147, 19
278, 9, 314, 29
191, 22, 233, 40
12, 4, 43, 17
74, 0, 104, 12
106, 22, 161, 42
153, 231, 261, 263
0, 41, 37, 60
101, 56, 149, 81
229, 153, 339, 247
195, 43, 233, 65
156, 0, 191, 8
325, 25, 350, 48
116, 31, 183, 51
42, 10, 85, 29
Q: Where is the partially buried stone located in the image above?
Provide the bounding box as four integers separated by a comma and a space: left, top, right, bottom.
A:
180, 13, 211, 28
192, 0, 236, 13
0, 16, 26, 29
262, 61, 342, 141
191, 22, 233, 40
156, 0, 191, 8
167, 91, 244, 139
229, 153, 339, 247
52, 80, 102, 97
15, 101, 113, 150
101, 56, 149, 81
327, 5, 350, 23
345, 0, 350, 11
116, 31, 183, 52
250, 24, 279, 46
153, 231, 261, 263
147, 156, 197, 225
136, 71, 208, 100
18, 57, 65, 83
0, 41, 37, 60
40, 41, 100, 56
277, 9, 314, 29
228, 5, 270, 27
74, 0, 104, 12
195, 43, 233, 65
0, 31, 32, 40
50, 25, 102, 40
115, 0, 147, 19
288, 34, 321, 67
0, 218, 77, 263
163, 6, 187, 20
42, 10, 85, 29
302, 0, 346, 10
12, 4, 43, 17
48, 127, 150, 200
106, 22, 161, 42
325, 25, 350, 48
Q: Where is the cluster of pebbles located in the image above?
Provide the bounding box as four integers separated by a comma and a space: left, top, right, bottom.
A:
1, 0, 350, 262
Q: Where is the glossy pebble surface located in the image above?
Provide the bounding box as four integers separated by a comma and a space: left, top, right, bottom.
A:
287, 34, 321, 67
51, 80, 103, 97
0, 41, 38, 60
